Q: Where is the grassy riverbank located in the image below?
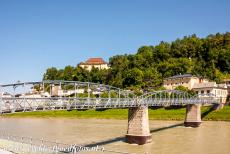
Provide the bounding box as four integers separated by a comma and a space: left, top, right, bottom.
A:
1, 106, 230, 121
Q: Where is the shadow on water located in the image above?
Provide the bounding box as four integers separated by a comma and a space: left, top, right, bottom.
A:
84, 136, 126, 147
84, 122, 184, 147
150, 122, 184, 133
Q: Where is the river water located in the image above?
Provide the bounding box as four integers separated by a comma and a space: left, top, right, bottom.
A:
0, 118, 229, 154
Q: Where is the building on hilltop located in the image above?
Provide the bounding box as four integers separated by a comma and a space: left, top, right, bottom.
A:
78, 58, 109, 71
163, 73, 209, 90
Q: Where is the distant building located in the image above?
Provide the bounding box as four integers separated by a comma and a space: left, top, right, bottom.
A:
51, 85, 84, 97
163, 74, 209, 90
193, 82, 228, 104
0, 92, 12, 98
19, 93, 43, 98
163, 74, 228, 104
220, 79, 230, 96
78, 58, 109, 71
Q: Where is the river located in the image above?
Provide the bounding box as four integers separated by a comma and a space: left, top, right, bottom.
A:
0, 118, 229, 154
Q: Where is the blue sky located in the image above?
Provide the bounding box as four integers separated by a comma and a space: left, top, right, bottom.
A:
0, 0, 229, 84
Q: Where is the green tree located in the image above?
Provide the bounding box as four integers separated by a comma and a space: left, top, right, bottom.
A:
43, 67, 59, 80
63, 65, 74, 80
143, 67, 162, 90
123, 68, 143, 88
174, 85, 196, 95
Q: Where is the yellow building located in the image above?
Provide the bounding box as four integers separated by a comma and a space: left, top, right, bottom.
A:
163, 74, 209, 90
79, 58, 109, 71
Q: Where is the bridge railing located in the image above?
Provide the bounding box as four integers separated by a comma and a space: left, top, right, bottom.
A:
0, 85, 223, 114
139, 90, 221, 106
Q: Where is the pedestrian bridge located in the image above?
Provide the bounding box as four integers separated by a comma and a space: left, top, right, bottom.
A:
0, 80, 222, 145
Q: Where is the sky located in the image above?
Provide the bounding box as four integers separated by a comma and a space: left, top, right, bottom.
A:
0, 0, 229, 84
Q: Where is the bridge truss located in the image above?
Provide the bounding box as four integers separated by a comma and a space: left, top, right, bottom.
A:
0, 81, 220, 114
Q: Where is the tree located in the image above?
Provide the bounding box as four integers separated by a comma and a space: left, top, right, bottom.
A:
43, 67, 59, 80
154, 41, 171, 62
143, 67, 162, 90
123, 68, 143, 88
136, 46, 153, 68
174, 86, 196, 95
218, 48, 230, 73
63, 66, 74, 80
43, 32, 230, 91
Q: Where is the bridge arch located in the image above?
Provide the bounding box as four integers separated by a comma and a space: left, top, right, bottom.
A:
0, 80, 138, 113
139, 90, 219, 106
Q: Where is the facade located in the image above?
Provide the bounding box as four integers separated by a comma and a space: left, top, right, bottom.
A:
51, 85, 84, 97
163, 74, 228, 104
19, 93, 43, 98
79, 58, 109, 71
220, 79, 230, 95
193, 82, 228, 104
163, 74, 209, 90
0, 92, 12, 98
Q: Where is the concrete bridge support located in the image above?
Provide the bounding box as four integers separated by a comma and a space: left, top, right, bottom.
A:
184, 104, 202, 127
126, 106, 152, 145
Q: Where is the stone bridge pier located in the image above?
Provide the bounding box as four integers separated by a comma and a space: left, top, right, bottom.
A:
126, 104, 202, 145
126, 106, 152, 145
184, 104, 202, 127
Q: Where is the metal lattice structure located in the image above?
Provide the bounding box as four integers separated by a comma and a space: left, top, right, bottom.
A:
0, 81, 221, 114
140, 90, 220, 106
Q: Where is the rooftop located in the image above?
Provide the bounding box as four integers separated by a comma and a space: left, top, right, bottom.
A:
193, 82, 216, 89
193, 82, 227, 89
165, 74, 193, 80
221, 79, 230, 83
80, 58, 108, 65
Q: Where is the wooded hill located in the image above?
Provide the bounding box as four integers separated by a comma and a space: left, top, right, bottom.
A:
43, 32, 230, 91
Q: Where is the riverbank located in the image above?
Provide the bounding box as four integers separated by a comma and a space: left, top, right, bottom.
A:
1, 106, 230, 121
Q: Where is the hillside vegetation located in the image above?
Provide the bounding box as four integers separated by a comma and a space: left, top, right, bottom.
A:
43, 32, 230, 91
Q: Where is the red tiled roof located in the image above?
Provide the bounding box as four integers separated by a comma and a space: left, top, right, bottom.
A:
83, 58, 107, 65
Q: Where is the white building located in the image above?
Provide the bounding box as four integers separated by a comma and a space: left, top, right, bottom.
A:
163, 74, 228, 105
0, 92, 12, 98
220, 79, 230, 96
51, 85, 84, 97
193, 82, 228, 104
79, 58, 109, 71
19, 93, 43, 98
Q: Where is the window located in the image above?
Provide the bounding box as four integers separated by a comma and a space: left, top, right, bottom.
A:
201, 90, 204, 94
207, 90, 210, 94
196, 91, 198, 94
